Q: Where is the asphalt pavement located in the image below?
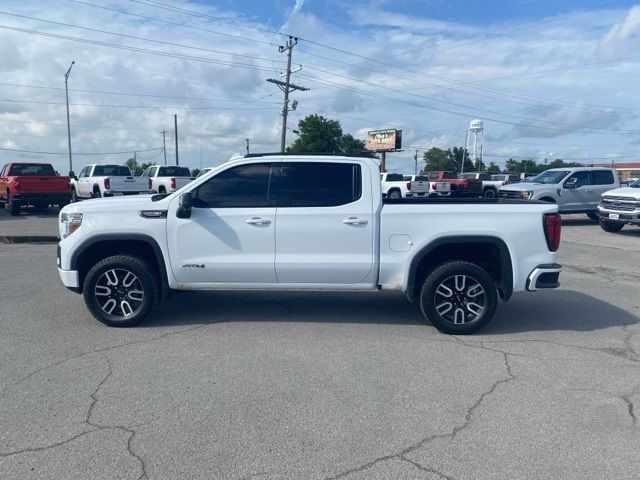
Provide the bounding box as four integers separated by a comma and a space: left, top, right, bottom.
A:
0, 212, 639, 479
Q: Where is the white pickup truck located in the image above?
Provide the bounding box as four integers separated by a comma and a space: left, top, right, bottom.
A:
380, 172, 409, 199
57, 154, 562, 334
70, 164, 151, 201
141, 165, 194, 194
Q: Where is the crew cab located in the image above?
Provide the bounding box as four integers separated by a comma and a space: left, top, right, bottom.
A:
499, 167, 619, 220
425, 171, 483, 197
380, 172, 408, 199
142, 165, 194, 194
597, 178, 640, 232
0, 162, 70, 215
57, 154, 562, 335
70, 164, 151, 201
459, 172, 509, 199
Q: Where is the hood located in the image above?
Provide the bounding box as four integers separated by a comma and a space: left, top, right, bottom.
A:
602, 186, 640, 198
498, 182, 549, 192
61, 194, 170, 215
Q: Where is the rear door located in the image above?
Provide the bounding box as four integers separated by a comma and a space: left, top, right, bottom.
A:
274, 161, 375, 285
589, 170, 617, 205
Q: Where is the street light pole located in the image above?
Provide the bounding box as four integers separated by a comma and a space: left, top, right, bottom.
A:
64, 61, 75, 175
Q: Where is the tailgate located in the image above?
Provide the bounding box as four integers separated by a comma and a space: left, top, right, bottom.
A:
108, 176, 150, 192
15, 176, 69, 193
410, 180, 429, 193
175, 177, 194, 189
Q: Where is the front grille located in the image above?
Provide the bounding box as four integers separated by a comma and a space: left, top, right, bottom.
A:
601, 196, 639, 212
499, 190, 523, 199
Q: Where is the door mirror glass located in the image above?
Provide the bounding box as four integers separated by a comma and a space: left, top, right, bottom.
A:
177, 192, 192, 218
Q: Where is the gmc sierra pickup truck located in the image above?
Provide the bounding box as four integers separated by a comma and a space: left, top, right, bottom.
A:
57, 154, 562, 334
141, 165, 194, 194
70, 164, 151, 201
0, 162, 70, 215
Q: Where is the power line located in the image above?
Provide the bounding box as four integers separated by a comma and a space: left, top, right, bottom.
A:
0, 146, 164, 155
0, 98, 280, 111
0, 11, 287, 66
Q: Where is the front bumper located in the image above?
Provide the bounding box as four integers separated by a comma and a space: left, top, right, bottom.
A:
58, 268, 80, 289
597, 206, 640, 225
526, 263, 562, 291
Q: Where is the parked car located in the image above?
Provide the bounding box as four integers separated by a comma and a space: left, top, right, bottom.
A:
597, 178, 640, 232
380, 172, 409, 199
459, 172, 508, 198
70, 164, 152, 201
57, 154, 562, 334
141, 165, 194, 194
498, 167, 619, 220
425, 171, 483, 197
0, 162, 70, 215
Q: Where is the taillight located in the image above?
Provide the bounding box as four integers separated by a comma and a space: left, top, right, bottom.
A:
406, 182, 411, 191
431, 183, 436, 190
149, 178, 152, 189
543, 213, 561, 252
104, 178, 110, 190
170, 178, 176, 189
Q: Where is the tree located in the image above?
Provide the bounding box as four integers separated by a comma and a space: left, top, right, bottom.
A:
448, 146, 475, 173
487, 161, 501, 173
125, 157, 155, 176
191, 168, 201, 177
422, 147, 450, 171
287, 114, 343, 153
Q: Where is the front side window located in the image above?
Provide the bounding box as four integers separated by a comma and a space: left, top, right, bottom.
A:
193, 163, 274, 208
280, 162, 362, 208
80, 167, 90, 178
385, 173, 404, 182
565, 171, 590, 188
591, 170, 615, 185
529, 170, 570, 184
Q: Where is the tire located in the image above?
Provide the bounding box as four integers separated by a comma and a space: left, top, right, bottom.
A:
600, 220, 624, 233
586, 212, 599, 221
483, 188, 497, 199
83, 255, 159, 327
71, 188, 78, 203
92, 189, 102, 198
158, 186, 166, 194
8, 194, 21, 216
419, 260, 498, 335
388, 189, 402, 199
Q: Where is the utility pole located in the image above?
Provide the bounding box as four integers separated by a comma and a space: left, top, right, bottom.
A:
200, 145, 203, 170
160, 130, 167, 165
174, 114, 179, 166
245, 138, 250, 155
414, 149, 419, 175
64, 61, 75, 175
267, 37, 309, 153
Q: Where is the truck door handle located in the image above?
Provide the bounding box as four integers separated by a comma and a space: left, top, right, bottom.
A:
342, 217, 368, 225
245, 217, 271, 225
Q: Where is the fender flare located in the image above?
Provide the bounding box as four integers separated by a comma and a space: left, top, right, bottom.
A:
406, 235, 513, 302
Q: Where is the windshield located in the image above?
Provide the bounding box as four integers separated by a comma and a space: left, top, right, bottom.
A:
528, 170, 570, 184
93, 165, 132, 176
8, 163, 56, 176
631, 179, 640, 188
158, 166, 191, 177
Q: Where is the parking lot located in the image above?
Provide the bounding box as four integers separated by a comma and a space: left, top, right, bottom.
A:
0, 208, 638, 479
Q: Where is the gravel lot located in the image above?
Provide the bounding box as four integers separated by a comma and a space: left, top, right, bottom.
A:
0, 210, 639, 479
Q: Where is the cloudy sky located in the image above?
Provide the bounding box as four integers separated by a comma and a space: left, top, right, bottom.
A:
0, 0, 639, 174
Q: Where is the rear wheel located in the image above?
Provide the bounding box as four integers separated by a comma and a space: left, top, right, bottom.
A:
158, 186, 166, 194
600, 220, 624, 233
586, 212, 599, 221
419, 261, 498, 335
483, 188, 497, 199
388, 189, 401, 199
83, 255, 159, 327
8, 194, 21, 216
92, 189, 102, 198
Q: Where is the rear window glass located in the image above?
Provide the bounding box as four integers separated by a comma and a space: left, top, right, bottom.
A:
591, 170, 615, 185
93, 165, 132, 176
158, 167, 191, 177
385, 173, 404, 182
442, 172, 458, 179
281, 162, 361, 208
8, 164, 55, 176
414, 176, 428, 181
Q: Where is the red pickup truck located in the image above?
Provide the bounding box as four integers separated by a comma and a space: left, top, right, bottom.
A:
425, 170, 483, 197
0, 162, 70, 215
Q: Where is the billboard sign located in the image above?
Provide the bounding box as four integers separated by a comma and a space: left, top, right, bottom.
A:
366, 129, 402, 152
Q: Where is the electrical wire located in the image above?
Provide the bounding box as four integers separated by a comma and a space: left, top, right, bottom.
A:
0, 146, 163, 155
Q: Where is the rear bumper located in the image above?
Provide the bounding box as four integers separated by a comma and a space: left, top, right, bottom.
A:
11, 192, 69, 204
526, 263, 562, 291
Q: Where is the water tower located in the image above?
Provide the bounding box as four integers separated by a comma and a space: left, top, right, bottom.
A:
463, 119, 484, 173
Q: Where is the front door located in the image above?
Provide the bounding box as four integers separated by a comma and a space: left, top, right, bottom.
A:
166, 161, 279, 285
274, 161, 375, 285
561, 171, 590, 211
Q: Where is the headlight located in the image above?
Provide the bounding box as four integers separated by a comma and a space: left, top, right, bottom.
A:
61, 213, 83, 238
522, 191, 534, 200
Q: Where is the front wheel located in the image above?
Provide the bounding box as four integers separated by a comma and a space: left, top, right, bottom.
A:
600, 220, 624, 233
83, 255, 159, 327
388, 189, 402, 199
483, 188, 497, 199
586, 212, 599, 221
419, 261, 498, 335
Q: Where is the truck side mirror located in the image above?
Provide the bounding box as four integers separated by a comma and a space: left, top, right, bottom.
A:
69, 170, 77, 180
176, 192, 193, 218
564, 178, 577, 189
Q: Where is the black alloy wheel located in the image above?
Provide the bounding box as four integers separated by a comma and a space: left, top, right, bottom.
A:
419, 261, 498, 334
83, 255, 159, 327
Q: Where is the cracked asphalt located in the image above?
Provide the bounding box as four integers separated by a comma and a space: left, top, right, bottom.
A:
0, 215, 639, 479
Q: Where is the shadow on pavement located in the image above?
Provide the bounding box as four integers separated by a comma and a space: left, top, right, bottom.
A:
0, 206, 60, 220
141, 288, 638, 334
